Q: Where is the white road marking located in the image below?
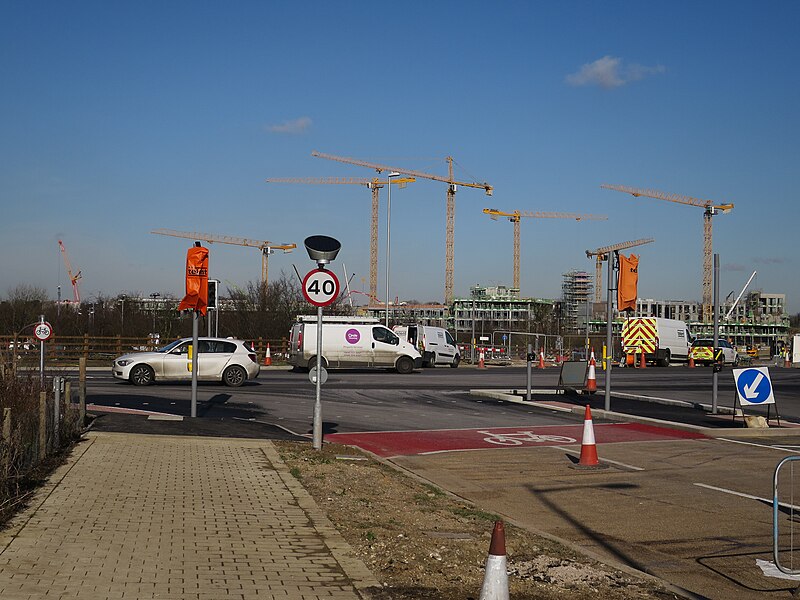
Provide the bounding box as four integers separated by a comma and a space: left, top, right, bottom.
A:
552, 446, 645, 471
719, 438, 800, 454
694, 482, 800, 511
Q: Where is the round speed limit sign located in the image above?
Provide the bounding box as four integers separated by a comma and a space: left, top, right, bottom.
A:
33, 322, 53, 341
302, 268, 340, 307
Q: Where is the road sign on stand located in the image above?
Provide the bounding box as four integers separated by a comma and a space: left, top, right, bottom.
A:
733, 367, 775, 406
732, 366, 779, 426
302, 268, 340, 307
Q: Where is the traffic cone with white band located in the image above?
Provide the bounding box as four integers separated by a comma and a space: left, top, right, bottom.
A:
572, 405, 608, 470
479, 521, 509, 600
479, 347, 486, 369
264, 343, 272, 366
584, 349, 597, 394
639, 351, 646, 369
538, 350, 545, 369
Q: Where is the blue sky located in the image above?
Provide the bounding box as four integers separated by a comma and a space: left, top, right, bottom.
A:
2, 2, 798, 311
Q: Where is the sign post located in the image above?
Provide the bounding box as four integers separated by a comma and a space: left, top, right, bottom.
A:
33, 316, 53, 388
302, 236, 341, 451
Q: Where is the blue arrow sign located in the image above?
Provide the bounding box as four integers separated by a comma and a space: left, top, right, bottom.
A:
733, 367, 775, 405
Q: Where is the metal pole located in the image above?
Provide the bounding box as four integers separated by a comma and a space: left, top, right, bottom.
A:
207, 309, 212, 337
712, 253, 720, 414
471, 300, 476, 363
526, 343, 532, 402
313, 304, 323, 450
191, 310, 198, 417
385, 178, 391, 327
39, 314, 45, 388
604, 255, 614, 411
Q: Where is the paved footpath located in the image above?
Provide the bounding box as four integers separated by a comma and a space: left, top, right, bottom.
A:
0, 432, 379, 600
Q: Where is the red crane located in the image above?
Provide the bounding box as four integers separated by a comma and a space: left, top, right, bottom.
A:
58, 240, 82, 303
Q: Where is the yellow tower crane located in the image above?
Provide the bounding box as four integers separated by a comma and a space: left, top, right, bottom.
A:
151, 229, 296, 284
586, 238, 655, 303
58, 240, 82, 303
482, 208, 607, 291
600, 184, 733, 321
265, 176, 415, 302
311, 150, 492, 305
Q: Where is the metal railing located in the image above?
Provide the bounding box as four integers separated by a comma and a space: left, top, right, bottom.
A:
773, 456, 800, 574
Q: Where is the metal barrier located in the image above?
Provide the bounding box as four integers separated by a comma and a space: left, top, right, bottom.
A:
773, 456, 800, 574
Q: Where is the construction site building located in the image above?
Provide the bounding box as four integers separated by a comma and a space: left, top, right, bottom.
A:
561, 270, 593, 332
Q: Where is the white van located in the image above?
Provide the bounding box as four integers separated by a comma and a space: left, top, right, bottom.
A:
393, 324, 460, 368
621, 317, 691, 366
288, 316, 422, 374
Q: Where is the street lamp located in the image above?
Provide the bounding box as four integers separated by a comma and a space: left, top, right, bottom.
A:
119, 294, 126, 335
150, 293, 160, 333
385, 171, 400, 327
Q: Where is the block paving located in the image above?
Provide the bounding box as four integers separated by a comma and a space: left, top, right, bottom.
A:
0, 432, 378, 599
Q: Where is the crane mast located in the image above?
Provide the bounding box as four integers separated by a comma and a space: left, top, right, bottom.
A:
151, 229, 296, 284
312, 151, 492, 305
483, 209, 607, 291
266, 176, 413, 301
601, 184, 732, 321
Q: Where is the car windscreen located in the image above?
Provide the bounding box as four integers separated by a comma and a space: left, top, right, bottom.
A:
157, 340, 184, 353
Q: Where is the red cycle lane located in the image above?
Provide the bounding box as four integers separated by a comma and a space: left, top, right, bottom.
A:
326, 422, 706, 458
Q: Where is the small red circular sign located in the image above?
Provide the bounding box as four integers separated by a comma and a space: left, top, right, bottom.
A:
33, 322, 53, 341
302, 269, 340, 307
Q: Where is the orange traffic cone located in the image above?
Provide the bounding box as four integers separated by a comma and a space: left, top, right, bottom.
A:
572, 405, 608, 470
785, 352, 791, 369
264, 343, 272, 366
639, 352, 646, 369
584, 350, 597, 394
688, 352, 695, 368
479, 521, 509, 600
538, 350, 545, 369
478, 347, 486, 369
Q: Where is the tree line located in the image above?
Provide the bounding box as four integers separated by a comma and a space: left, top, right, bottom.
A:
0, 273, 354, 342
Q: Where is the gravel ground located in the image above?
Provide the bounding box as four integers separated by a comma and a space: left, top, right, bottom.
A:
276, 441, 682, 600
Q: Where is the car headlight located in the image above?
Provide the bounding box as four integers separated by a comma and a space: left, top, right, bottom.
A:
116, 359, 133, 367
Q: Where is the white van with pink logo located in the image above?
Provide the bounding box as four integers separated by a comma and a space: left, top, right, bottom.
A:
288, 316, 422, 374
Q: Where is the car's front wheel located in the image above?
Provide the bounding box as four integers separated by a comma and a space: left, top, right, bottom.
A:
223, 365, 247, 387
130, 364, 154, 386
450, 355, 460, 369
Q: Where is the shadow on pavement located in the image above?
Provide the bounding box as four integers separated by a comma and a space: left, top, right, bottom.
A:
89, 412, 308, 441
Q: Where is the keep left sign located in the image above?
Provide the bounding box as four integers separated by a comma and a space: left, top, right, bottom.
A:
733, 367, 775, 406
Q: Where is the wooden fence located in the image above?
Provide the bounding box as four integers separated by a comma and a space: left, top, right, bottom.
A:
1, 335, 289, 365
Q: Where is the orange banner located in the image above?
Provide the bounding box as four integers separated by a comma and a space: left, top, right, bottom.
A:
617, 253, 639, 312
178, 246, 209, 315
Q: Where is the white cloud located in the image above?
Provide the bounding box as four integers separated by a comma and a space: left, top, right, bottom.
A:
566, 56, 665, 89
267, 116, 312, 134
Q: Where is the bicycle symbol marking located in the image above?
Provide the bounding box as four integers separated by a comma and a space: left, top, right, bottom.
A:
478, 430, 577, 446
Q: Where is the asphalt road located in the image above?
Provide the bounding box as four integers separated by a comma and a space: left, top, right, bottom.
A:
85, 363, 800, 428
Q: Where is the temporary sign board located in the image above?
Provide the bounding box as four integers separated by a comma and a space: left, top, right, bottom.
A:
733, 367, 775, 406
558, 361, 588, 391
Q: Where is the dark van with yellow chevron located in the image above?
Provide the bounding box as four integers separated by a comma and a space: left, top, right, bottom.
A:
621, 317, 691, 367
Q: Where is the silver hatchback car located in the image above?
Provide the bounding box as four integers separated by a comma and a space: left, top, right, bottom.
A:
113, 337, 260, 387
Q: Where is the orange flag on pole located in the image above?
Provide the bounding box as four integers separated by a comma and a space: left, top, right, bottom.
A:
617, 253, 639, 312
178, 245, 209, 315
